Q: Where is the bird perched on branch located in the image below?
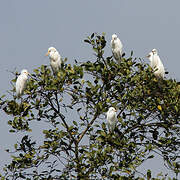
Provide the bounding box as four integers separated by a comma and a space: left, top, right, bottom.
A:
16, 69, 29, 98
107, 107, 118, 133
147, 49, 165, 78
46, 47, 62, 75
111, 34, 123, 63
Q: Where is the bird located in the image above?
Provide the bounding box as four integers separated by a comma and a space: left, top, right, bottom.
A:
16, 69, 29, 98
111, 34, 123, 63
146, 49, 165, 78
46, 47, 62, 75
107, 107, 118, 132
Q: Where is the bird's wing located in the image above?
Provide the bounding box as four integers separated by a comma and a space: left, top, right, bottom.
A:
117, 38, 123, 48
157, 57, 165, 76
156, 56, 164, 71
117, 49, 121, 59
157, 56, 164, 68
16, 75, 27, 96
20, 76, 27, 91
58, 57, 62, 67
117, 38, 123, 52
117, 39, 123, 57
108, 113, 117, 131
151, 55, 159, 69
112, 45, 121, 61
16, 75, 23, 91
112, 50, 117, 59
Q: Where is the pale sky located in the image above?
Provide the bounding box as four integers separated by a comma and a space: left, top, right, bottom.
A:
0, 0, 179, 178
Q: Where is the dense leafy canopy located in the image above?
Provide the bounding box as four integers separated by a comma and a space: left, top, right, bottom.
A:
0, 33, 180, 179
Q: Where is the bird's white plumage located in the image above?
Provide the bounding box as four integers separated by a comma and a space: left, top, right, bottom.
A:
46, 47, 61, 74
16, 69, 29, 97
147, 49, 165, 78
107, 107, 118, 132
111, 34, 123, 63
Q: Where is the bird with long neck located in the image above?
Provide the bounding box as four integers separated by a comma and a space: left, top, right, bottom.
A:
111, 34, 123, 63
147, 49, 165, 79
46, 47, 62, 75
107, 107, 118, 133
16, 69, 29, 98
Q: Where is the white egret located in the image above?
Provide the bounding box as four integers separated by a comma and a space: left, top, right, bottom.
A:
147, 49, 165, 78
111, 34, 123, 63
46, 47, 62, 75
16, 69, 29, 98
107, 107, 118, 132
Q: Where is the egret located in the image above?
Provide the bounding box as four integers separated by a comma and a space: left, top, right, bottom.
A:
46, 47, 62, 75
107, 107, 118, 132
147, 49, 165, 78
16, 69, 29, 98
111, 34, 123, 63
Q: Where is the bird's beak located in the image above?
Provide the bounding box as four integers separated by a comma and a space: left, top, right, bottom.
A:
114, 109, 117, 112
45, 51, 49, 56
146, 54, 150, 58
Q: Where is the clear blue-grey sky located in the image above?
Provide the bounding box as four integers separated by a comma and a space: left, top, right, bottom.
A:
0, 0, 179, 178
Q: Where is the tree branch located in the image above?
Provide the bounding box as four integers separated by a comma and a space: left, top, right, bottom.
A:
77, 112, 98, 144
42, 92, 76, 144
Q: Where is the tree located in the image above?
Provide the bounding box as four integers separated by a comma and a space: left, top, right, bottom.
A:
0, 33, 179, 180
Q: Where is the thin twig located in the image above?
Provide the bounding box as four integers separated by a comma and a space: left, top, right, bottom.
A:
77, 112, 98, 144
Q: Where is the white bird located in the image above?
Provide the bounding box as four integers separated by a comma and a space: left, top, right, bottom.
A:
111, 34, 123, 63
147, 49, 165, 78
16, 69, 29, 98
107, 107, 118, 132
46, 47, 62, 75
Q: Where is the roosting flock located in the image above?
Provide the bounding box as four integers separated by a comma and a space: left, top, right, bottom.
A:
15, 34, 165, 132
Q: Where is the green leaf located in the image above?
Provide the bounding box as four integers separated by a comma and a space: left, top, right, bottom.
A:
147, 155, 154, 159
84, 39, 91, 44
147, 169, 151, 179
9, 129, 15, 133
91, 33, 95, 39
73, 121, 78, 126
14, 144, 18, 149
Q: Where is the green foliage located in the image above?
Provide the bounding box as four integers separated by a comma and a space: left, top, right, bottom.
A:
0, 33, 180, 179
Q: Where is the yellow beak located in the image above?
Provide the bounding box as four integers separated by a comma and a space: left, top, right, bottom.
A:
45, 51, 49, 56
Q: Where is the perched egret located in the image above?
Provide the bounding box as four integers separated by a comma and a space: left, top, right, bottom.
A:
16, 69, 29, 98
147, 49, 165, 78
107, 107, 118, 132
111, 34, 123, 63
46, 47, 62, 75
